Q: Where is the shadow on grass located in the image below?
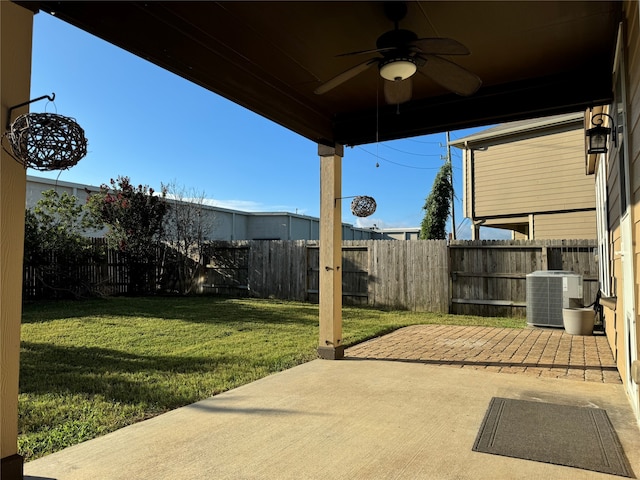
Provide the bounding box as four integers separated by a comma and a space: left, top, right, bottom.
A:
22, 296, 320, 327
19, 341, 288, 409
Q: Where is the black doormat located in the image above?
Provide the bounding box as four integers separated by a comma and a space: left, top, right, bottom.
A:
473, 397, 634, 477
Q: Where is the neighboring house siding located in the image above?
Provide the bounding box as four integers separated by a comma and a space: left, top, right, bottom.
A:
473, 127, 594, 217
462, 148, 472, 219
454, 115, 597, 241
532, 210, 596, 239
513, 231, 528, 240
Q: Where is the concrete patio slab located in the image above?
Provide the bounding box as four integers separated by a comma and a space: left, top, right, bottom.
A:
25, 355, 640, 480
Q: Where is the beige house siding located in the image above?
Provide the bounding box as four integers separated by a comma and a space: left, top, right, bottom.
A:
532, 210, 597, 239
603, 75, 625, 391
599, 0, 640, 423
627, 0, 640, 411
455, 115, 597, 240
462, 148, 472, 219
473, 127, 594, 217
477, 211, 595, 240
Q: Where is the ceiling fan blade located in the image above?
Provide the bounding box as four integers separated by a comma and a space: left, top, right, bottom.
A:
410, 38, 470, 55
314, 59, 378, 95
337, 46, 395, 57
384, 78, 413, 105
419, 55, 482, 96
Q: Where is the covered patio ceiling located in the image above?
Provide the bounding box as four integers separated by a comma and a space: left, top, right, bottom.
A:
19, 1, 620, 146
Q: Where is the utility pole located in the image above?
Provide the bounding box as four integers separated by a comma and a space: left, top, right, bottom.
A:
444, 132, 456, 240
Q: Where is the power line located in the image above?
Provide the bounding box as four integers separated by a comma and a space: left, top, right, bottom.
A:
406, 137, 441, 145
379, 143, 441, 157
356, 146, 442, 170
457, 217, 470, 233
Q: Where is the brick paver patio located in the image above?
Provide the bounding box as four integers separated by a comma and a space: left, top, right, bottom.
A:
345, 325, 622, 384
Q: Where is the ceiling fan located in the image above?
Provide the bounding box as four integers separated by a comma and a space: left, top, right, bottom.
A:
314, 2, 482, 105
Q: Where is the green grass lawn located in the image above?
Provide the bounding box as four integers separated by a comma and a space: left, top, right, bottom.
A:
19, 296, 525, 461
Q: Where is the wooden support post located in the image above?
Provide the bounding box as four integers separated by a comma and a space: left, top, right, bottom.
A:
541, 246, 549, 271
528, 214, 535, 240
471, 223, 480, 240
1, 3, 33, 478
318, 144, 344, 360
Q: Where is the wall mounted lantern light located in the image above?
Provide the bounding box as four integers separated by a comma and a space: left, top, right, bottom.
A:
586, 112, 616, 155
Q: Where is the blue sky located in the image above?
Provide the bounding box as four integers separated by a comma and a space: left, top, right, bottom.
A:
28, 12, 492, 237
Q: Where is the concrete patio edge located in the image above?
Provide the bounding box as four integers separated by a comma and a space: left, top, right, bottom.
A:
24, 357, 640, 480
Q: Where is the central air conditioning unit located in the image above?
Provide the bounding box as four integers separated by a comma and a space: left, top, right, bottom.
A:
526, 271, 583, 327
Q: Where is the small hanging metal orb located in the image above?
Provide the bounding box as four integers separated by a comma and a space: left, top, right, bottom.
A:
350, 195, 377, 217
7, 113, 87, 171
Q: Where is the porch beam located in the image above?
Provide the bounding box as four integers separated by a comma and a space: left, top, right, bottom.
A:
318, 144, 343, 360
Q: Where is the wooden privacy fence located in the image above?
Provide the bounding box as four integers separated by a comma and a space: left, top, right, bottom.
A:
449, 239, 598, 318
23, 238, 131, 299
24, 238, 165, 299
24, 238, 599, 317
205, 239, 597, 316
204, 240, 450, 312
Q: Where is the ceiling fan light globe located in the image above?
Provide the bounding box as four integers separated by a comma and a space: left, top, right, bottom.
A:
379, 58, 417, 81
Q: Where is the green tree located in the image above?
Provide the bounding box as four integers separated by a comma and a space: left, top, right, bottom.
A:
24, 190, 101, 298
88, 176, 168, 295
420, 162, 452, 240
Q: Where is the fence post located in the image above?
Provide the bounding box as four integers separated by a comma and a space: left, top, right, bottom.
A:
448, 241, 453, 313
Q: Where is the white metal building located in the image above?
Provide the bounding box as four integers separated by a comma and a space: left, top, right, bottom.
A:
26, 175, 383, 241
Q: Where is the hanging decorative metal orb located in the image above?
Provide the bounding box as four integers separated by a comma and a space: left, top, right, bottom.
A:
350, 195, 377, 217
7, 113, 87, 171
